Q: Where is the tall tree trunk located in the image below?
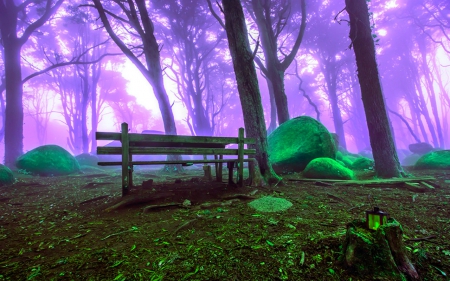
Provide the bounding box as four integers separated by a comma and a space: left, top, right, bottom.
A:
222, 0, 281, 185
346, 0, 403, 178
3, 38, 23, 167
266, 78, 278, 135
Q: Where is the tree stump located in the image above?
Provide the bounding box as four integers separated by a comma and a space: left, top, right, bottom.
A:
341, 219, 419, 281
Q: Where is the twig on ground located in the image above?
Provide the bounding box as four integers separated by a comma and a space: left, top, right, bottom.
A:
101, 226, 138, 241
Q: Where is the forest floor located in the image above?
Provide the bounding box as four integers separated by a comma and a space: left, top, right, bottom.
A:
0, 165, 449, 281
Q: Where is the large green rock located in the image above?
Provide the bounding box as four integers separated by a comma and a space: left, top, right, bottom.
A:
268, 116, 336, 172
414, 150, 450, 170
0, 164, 14, 186
303, 157, 354, 180
16, 145, 81, 176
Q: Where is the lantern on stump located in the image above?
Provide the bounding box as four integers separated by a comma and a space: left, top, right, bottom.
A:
365, 207, 389, 230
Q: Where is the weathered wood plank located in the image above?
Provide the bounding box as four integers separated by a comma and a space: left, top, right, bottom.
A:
97, 147, 256, 155
97, 131, 256, 145
96, 132, 121, 141
98, 158, 257, 166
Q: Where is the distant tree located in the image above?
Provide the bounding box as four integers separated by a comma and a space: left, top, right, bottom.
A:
0, 0, 63, 166
23, 85, 55, 145
222, 0, 281, 185
153, 0, 226, 136
90, 0, 178, 137
247, 0, 307, 127
304, 1, 352, 149
346, 0, 404, 178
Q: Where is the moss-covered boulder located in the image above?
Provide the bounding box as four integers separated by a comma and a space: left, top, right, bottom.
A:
303, 157, 354, 180
414, 150, 450, 170
341, 156, 354, 168
248, 196, 293, 212
75, 153, 99, 166
351, 157, 374, 170
0, 164, 14, 186
268, 116, 336, 173
16, 145, 81, 176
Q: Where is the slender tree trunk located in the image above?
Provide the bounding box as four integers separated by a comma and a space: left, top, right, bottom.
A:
90, 63, 101, 154
346, 0, 403, 178
418, 38, 444, 148
0, 75, 5, 144
321, 58, 347, 149
251, 0, 290, 124
222, 0, 281, 185
78, 64, 90, 153
3, 37, 24, 167
266, 78, 278, 135
250, 0, 306, 125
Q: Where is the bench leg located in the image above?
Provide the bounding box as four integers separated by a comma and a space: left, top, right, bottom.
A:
215, 155, 223, 182
203, 165, 212, 181
227, 162, 235, 185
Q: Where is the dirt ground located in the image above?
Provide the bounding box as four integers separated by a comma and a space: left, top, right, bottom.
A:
0, 165, 449, 281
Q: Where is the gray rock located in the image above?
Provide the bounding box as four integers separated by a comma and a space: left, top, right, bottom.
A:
409, 142, 434, 155
268, 116, 336, 173
401, 153, 421, 166
75, 153, 98, 166
15, 145, 81, 176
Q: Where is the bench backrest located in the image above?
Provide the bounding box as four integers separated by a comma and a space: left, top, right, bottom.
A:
96, 123, 256, 156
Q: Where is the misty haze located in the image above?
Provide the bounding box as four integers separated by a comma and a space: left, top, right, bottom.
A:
0, 0, 449, 280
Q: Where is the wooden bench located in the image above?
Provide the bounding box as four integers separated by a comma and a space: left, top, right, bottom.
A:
96, 122, 256, 196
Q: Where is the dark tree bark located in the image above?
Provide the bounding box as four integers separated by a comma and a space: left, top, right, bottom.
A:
222, 0, 281, 185
346, 0, 404, 178
0, 0, 63, 167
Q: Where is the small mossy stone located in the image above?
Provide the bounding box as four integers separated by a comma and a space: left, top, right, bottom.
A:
75, 153, 99, 166
401, 153, 421, 166
0, 164, 14, 186
414, 150, 450, 170
248, 196, 293, 212
336, 151, 344, 161
303, 157, 354, 180
16, 145, 81, 176
351, 157, 374, 170
341, 156, 354, 168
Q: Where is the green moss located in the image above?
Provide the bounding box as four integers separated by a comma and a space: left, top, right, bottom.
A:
247, 196, 293, 212
351, 157, 374, 170
16, 145, 81, 176
0, 164, 14, 186
415, 150, 450, 169
341, 156, 354, 168
268, 116, 336, 172
303, 157, 354, 180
